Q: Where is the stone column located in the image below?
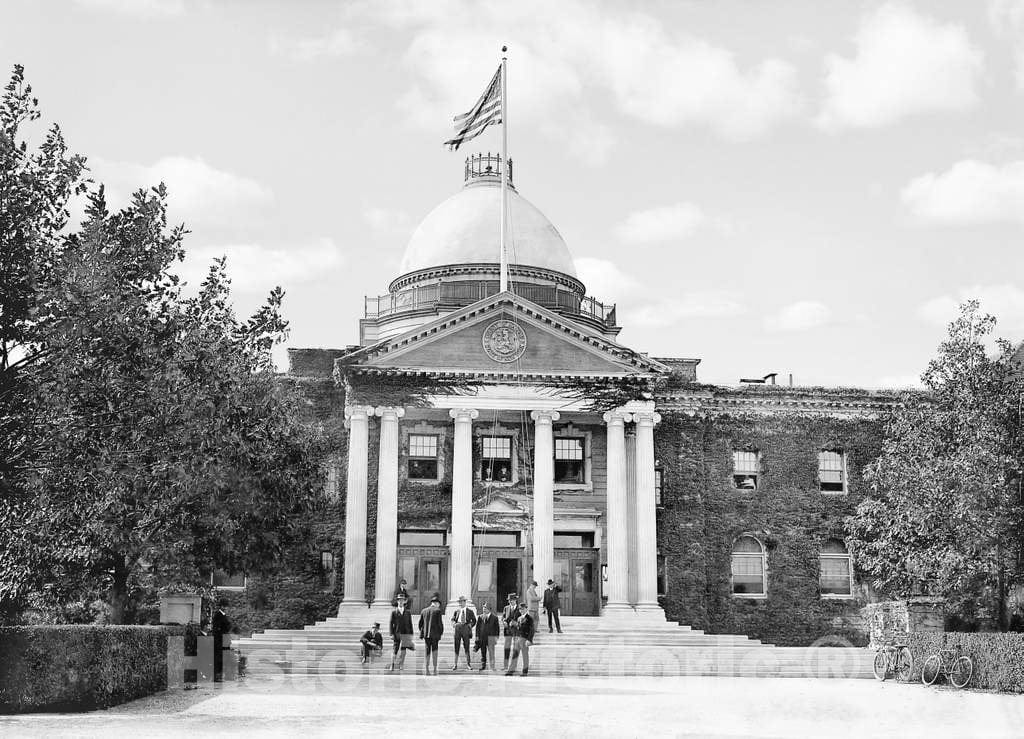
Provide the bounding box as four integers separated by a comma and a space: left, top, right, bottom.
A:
448, 408, 478, 609
338, 405, 374, 617
371, 406, 404, 608
530, 410, 559, 589
633, 407, 664, 616
602, 409, 632, 611
625, 428, 639, 606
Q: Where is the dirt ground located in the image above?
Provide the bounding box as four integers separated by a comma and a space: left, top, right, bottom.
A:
2, 674, 1022, 738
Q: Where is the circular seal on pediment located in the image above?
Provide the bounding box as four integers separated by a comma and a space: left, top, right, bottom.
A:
482, 320, 527, 363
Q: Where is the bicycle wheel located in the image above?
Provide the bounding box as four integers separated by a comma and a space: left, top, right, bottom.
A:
921, 654, 941, 685
873, 650, 889, 681
894, 646, 913, 682
950, 656, 973, 689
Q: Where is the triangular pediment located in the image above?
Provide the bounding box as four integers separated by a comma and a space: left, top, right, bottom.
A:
341, 292, 668, 378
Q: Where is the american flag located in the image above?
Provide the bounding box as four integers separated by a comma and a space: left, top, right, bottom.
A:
444, 66, 502, 151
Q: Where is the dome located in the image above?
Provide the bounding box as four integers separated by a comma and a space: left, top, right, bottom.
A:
399, 177, 576, 278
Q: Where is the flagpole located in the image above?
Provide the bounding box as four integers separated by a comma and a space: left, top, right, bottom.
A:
499, 45, 509, 294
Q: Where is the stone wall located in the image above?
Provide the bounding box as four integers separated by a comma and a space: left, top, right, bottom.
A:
656, 409, 885, 646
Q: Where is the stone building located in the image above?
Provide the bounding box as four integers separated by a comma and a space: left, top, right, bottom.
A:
245, 154, 897, 647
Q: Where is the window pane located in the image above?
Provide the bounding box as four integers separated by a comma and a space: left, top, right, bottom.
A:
554, 458, 584, 483
654, 468, 663, 505
409, 434, 438, 458
399, 557, 417, 588
476, 560, 493, 591
731, 554, 764, 594
733, 450, 759, 474
554, 438, 584, 460
424, 562, 441, 592
820, 556, 851, 595
733, 536, 763, 554
399, 530, 446, 546
821, 538, 847, 554
482, 436, 511, 459
473, 532, 519, 547
481, 459, 512, 482
553, 532, 595, 548
408, 458, 438, 480
657, 555, 666, 596
574, 563, 593, 592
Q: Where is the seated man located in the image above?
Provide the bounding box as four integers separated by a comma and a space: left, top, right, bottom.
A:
360, 622, 384, 664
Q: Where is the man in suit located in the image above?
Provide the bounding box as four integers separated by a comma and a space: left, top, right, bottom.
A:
359, 622, 383, 664
418, 592, 445, 675
388, 592, 414, 671
450, 595, 477, 670
501, 593, 520, 671
542, 578, 563, 633
474, 601, 500, 671
394, 579, 412, 611
505, 602, 535, 677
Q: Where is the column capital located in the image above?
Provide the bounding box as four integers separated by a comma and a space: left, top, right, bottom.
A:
374, 406, 406, 420
344, 405, 375, 423
633, 410, 662, 427
530, 409, 560, 424
602, 409, 633, 426
449, 407, 479, 422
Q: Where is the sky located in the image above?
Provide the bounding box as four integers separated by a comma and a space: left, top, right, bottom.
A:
3, 0, 1024, 388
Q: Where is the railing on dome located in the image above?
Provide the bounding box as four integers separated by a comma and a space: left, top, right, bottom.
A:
464, 153, 512, 186
364, 280, 616, 327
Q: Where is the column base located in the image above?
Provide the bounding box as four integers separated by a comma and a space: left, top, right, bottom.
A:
600, 604, 667, 623
335, 600, 371, 625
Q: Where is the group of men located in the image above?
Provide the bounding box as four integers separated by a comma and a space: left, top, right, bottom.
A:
359, 578, 564, 677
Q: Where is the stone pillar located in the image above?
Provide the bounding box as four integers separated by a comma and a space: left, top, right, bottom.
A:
625, 428, 638, 606
448, 408, 478, 609
531, 410, 559, 588
602, 409, 632, 611
338, 405, 374, 617
633, 407, 664, 616
372, 406, 404, 608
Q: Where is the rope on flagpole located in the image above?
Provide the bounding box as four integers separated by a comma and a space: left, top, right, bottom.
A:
499, 45, 509, 294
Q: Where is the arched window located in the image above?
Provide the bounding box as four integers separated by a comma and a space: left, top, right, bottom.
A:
819, 538, 853, 597
731, 536, 767, 597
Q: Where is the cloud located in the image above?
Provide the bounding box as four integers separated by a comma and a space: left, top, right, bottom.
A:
877, 373, 923, 389
764, 301, 832, 332
989, 0, 1024, 90
901, 159, 1024, 225
269, 29, 362, 62
918, 284, 1024, 332
363, 206, 412, 234
614, 203, 706, 245
89, 156, 273, 229
817, 4, 983, 131
178, 238, 345, 294
574, 257, 744, 328
73, 0, 185, 16
354, 0, 801, 146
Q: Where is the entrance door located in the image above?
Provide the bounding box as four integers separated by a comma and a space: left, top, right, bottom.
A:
496, 558, 521, 611
396, 548, 447, 612
553, 548, 600, 615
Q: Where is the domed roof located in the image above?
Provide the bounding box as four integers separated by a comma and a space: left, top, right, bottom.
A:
399, 178, 576, 277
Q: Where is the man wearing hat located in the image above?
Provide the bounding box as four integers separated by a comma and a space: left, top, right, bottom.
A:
505, 602, 536, 677
542, 578, 563, 634
418, 592, 445, 675
359, 622, 383, 664
450, 595, 477, 670
474, 602, 500, 671
388, 592, 415, 671
501, 592, 520, 671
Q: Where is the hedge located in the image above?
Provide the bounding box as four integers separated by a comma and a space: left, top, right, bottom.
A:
906, 632, 1024, 693
0, 625, 180, 713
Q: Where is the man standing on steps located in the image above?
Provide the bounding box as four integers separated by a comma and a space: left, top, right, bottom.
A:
501, 593, 520, 671
450, 595, 476, 670
505, 602, 535, 677
475, 602, 500, 671
388, 593, 414, 671
543, 578, 563, 634
418, 592, 445, 675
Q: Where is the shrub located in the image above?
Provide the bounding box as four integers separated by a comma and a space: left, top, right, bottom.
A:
0, 625, 179, 713
907, 632, 1024, 693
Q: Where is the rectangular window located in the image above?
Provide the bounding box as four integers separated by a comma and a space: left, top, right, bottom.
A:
554, 437, 585, 483
481, 436, 513, 482
408, 434, 439, 480
212, 569, 245, 589
473, 531, 520, 548
820, 557, 852, 596
731, 557, 765, 595
319, 551, 336, 589
398, 530, 446, 546
733, 450, 759, 490
399, 557, 417, 588
553, 531, 595, 548
476, 560, 494, 591
657, 555, 666, 596
819, 451, 846, 493
574, 562, 594, 593
654, 466, 663, 505
324, 463, 339, 502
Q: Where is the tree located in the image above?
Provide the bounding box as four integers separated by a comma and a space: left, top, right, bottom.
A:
0, 67, 326, 622
847, 301, 1024, 629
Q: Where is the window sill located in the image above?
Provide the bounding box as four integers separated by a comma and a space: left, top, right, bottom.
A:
820, 593, 855, 600
480, 480, 516, 488
554, 483, 592, 492
407, 477, 442, 485
731, 593, 767, 600
820, 490, 848, 496
213, 585, 246, 592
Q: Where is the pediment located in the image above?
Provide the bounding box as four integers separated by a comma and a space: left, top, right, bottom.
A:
342, 292, 668, 378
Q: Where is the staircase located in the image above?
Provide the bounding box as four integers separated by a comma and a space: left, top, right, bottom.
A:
234, 614, 873, 678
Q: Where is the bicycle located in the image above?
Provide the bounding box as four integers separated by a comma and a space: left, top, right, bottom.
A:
921, 646, 973, 689
872, 642, 913, 681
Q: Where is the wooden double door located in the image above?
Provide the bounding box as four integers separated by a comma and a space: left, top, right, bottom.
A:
396, 546, 448, 613
552, 548, 600, 616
